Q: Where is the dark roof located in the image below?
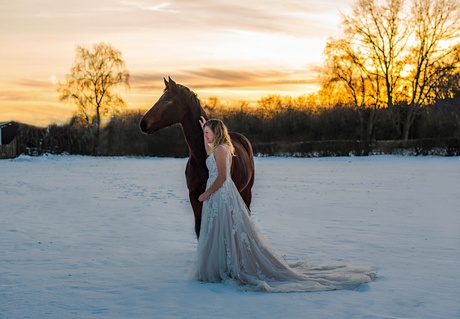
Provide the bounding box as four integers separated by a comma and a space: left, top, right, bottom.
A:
0, 121, 19, 145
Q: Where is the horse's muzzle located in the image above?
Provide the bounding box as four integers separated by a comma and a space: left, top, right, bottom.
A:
139, 120, 150, 134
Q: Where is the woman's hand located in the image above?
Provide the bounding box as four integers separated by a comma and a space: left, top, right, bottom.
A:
199, 116, 207, 129
198, 191, 210, 202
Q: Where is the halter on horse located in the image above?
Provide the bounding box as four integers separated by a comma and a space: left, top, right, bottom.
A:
140, 77, 255, 238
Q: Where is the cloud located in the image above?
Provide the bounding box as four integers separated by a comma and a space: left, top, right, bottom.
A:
117, 1, 177, 12
0, 91, 31, 101
16, 79, 55, 89
1, 0, 349, 39
130, 66, 319, 96
155, 0, 346, 38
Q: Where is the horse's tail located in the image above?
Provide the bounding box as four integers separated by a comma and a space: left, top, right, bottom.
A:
229, 132, 255, 193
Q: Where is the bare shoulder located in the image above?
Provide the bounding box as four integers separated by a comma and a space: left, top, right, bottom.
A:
213, 145, 228, 162
213, 145, 229, 174
214, 144, 230, 162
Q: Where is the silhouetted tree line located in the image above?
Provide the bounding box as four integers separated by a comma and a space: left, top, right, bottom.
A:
17, 98, 460, 157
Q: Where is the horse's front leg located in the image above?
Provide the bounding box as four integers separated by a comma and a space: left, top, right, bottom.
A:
189, 193, 203, 238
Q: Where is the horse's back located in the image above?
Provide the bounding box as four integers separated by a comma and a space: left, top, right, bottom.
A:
229, 132, 255, 193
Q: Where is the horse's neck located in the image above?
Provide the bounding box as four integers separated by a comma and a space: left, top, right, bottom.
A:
180, 108, 207, 166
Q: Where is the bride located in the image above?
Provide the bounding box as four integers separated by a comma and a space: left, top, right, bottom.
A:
189, 117, 376, 292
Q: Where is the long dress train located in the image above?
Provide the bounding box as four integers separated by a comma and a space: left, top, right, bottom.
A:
189, 147, 376, 292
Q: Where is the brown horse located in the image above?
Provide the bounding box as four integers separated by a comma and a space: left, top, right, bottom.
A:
140, 77, 255, 238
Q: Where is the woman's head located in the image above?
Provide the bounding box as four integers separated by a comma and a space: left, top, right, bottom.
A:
203, 119, 235, 155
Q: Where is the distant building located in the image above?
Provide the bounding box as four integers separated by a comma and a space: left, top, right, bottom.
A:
0, 121, 20, 159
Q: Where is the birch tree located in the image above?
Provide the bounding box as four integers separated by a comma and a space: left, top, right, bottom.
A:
57, 42, 130, 153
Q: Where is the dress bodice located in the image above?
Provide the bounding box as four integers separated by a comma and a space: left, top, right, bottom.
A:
205, 146, 231, 186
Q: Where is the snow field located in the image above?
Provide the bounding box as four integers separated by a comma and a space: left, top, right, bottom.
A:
1, 155, 459, 318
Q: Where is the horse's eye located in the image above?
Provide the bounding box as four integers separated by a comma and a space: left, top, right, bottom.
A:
162, 96, 174, 106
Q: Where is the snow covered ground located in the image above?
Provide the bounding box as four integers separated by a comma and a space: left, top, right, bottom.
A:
1, 155, 459, 319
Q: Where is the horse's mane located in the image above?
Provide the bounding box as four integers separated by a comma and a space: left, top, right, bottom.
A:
175, 84, 207, 118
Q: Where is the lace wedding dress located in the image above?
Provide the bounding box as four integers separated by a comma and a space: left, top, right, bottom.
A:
189, 147, 376, 292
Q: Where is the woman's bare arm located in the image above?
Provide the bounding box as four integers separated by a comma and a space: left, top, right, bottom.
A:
198, 145, 228, 202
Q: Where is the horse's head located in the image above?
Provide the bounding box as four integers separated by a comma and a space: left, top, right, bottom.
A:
140, 77, 192, 134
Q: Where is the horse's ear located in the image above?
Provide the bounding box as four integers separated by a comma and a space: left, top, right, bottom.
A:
164, 77, 169, 89
168, 77, 178, 92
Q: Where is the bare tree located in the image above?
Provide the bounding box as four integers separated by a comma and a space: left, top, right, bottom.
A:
402, 0, 460, 140
203, 96, 221, 112
257, 95, 284, 116
322, 0, 460, 140
57, 42, 130, 153
433, 44, 460, 101
323, 37, 383, 140
340, 0, 410, 134
323, 0, 409, 141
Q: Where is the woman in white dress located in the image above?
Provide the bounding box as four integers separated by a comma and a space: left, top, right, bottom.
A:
190, 117, 376, 292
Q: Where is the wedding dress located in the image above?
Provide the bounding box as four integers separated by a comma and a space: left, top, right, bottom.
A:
189, 147, 376, 292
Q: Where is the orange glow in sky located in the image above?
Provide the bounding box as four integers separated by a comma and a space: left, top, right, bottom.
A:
0, 0, 353, 127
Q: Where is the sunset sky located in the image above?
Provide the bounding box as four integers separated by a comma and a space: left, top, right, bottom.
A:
0, 0, 353, 126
